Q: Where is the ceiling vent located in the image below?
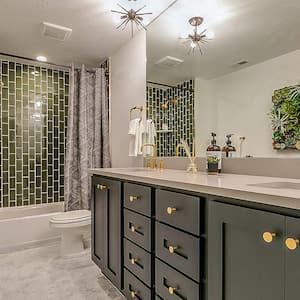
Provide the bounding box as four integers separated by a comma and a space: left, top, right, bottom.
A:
155, 56, 184, 68
41, 22, 72, 41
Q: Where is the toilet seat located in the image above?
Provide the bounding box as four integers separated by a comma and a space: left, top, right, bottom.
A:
50, 210, 91, 228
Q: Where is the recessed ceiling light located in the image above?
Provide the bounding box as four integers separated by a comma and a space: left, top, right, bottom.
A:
36, 56, 47, 62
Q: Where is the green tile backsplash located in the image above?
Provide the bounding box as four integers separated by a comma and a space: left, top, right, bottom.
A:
146, 80, 195, 157
0, 59, 69, 207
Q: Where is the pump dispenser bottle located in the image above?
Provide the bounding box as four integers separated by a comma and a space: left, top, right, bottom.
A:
222, 134, 236, 158
206, 133, 222, 174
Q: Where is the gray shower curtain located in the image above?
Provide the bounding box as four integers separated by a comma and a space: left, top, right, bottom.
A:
64, 65, 110, 211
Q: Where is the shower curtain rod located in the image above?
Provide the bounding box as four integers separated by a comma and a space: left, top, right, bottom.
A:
147, 81, 194, 93
0, 52, 71, 70
0, 53, 109, 74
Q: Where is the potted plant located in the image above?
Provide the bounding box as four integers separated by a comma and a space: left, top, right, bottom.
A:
207, 155, 219, 174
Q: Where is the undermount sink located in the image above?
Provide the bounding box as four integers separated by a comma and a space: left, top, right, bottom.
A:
248, 182, 300, 190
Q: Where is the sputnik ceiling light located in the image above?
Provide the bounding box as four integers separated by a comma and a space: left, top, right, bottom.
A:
181, 16, 211, 55
111, 0, 152, 38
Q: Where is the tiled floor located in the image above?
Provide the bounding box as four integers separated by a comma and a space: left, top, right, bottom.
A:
0, 243, 125, 300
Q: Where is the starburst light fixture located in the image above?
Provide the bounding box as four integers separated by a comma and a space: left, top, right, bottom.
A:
181, 16, 212, 55
111, 1, 152, 38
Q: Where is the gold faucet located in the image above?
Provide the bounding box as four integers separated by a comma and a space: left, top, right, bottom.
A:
176, 144, 185, 156
141, 144, 157, 169
175, 139, 198, 173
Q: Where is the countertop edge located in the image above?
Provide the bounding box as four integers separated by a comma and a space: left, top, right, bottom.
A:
89, 169, 300, 211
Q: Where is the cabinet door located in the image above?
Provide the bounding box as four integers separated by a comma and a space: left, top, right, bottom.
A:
92, 176, 122, 289
285, 217, 300, 300
208, 201, 285, 300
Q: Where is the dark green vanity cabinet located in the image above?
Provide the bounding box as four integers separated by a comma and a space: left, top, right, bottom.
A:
208, 201, 300, 300
91, 174, 300, 300
91, 177, 122, 290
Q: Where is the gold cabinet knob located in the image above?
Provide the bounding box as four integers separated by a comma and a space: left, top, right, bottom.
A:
263, 232, 277, 243
168, 286, 176, 295
130, 291, 138, 298
167, 207, 177, 215
97, 184, 107, 191
129, 195, 139, 202
286, 238, 300, 250
131, 225, 139, 233
130, 258, 139, 265
168, 246, 178, 254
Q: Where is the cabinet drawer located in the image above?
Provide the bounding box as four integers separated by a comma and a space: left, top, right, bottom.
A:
124, 269, 151, 300
124, 209, 151, 251
124, 239, 152, 287
156, 222, 200, 282
156, 189, 200, 236
155, 259, 200, 300
124, 183, 151, 217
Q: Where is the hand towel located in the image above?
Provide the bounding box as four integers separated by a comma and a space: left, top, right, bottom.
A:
128, 118, 144, 157
144, 119, 157, 156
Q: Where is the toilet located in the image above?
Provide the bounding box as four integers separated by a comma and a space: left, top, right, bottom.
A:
50, 210, 91, 258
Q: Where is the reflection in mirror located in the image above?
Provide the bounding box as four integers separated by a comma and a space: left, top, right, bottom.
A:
147, 0, 300, 158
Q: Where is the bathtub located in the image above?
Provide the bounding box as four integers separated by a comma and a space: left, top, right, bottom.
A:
0, 202, 64, 252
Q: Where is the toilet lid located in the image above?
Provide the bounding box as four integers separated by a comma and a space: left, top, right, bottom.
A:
51, 210, 91, 223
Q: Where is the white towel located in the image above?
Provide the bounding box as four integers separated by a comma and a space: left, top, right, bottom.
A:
144, 119, 157, 156
128, 118, 145, 157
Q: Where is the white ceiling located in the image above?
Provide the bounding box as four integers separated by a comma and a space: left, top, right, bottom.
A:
147, 0, 300, 84
0, 0, 174, 67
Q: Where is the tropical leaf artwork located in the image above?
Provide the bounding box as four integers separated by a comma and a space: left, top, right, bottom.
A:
270, 84, 300, 150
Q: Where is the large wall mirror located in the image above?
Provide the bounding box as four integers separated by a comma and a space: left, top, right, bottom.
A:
146, 0, 300, 158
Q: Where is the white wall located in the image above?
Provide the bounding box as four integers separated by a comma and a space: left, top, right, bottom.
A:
195, 49, 300, 158
110, 31, 146, 167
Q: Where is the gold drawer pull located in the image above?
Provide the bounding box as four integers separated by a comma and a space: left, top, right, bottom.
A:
168, 286, 177, 295
168, 245, 178, 254
263, 232, 276, 243
130, 258, 139, 265
129, 195, 139, 202
96, 184, 107, 191
167, 207, 177, 215
286, 238, 299, 250
131, 225, 139, 233
130, 290, 139, 298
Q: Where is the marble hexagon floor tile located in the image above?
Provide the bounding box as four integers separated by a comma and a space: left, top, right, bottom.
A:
0, 243, 125, 300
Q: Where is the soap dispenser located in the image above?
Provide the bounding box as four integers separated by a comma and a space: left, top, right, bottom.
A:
206, 132, 222, 174
222, 134, 236, 158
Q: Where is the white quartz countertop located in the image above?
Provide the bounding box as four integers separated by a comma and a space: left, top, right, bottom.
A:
89, 168, 300, 210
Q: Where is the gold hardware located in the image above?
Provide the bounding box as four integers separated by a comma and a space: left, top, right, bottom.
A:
263, 232, 276, 243
168, 245, 178, 254
130, 291, 138, 298
146, 158, 151, 169
130, 106, 143, 121
161, 99, 177, 110
141, 143, 157, 169
130, 258, 139, 265
129, 195, 139, 202
168, 286, 176, 295
176, 144, 184, 156
167, 207, 177, 215
285, 238, 299, 250
97, 184, 107, 191
131, 225, 139, 233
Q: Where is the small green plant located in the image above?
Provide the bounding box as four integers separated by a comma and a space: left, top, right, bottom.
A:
270, 84, 300, 150
207, 156, 219, 164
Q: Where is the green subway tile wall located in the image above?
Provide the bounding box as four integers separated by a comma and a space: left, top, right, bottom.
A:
0, 59, 69, 207
146, 80, 195, 157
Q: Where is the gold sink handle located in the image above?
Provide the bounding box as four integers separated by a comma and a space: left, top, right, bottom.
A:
286, 238, 299, 250
167, 207, 177, 215
263, 232, 277, 243
130, 258, 139, 265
